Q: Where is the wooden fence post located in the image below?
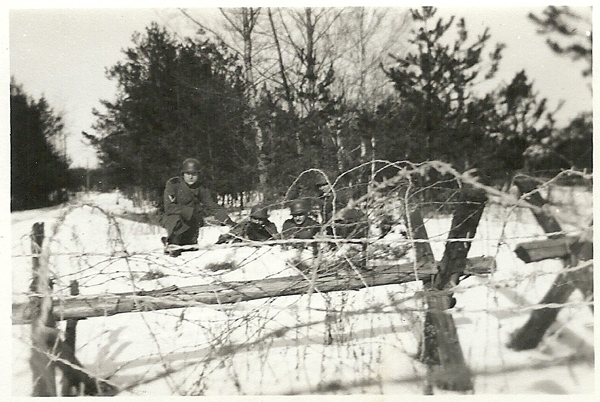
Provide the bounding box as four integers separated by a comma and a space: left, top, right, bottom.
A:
408, 193, 484, 394
29, 222, 57, 396
430, 189, 486, 391
407, 209, 439, 394
61, 280, 81, 396
26, 224, 117, 396
508, 178, 593, 350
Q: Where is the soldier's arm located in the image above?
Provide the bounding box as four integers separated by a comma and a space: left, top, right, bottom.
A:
281, 220, 296, 239
198, 188, 234, 225
163, 179, 194, 220
266, 221, 280, 239
216, 221, 246, 244
308, 218, 321, 237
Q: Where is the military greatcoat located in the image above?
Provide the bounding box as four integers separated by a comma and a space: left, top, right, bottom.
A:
162, 176, 231, 238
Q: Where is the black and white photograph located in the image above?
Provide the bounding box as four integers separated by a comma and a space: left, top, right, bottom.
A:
7, 1, 594, 397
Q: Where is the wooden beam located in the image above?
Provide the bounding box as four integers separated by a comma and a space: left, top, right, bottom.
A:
431, 190, 486, 391
514, 236, 581, 263
12, 257, 493, 325
513, 177, 563, 237
408, 205, 480, 393
508, 178, 593, 351
29, 222, 57, 397
26, 224, 118, 396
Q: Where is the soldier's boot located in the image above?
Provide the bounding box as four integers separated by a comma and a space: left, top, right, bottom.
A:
169, 249, 182, 258
163, 234, 184, 257
161, 236, 169, 254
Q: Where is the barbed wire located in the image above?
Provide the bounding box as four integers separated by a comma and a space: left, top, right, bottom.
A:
12, 162, 593, 396
10, 226, 585, 259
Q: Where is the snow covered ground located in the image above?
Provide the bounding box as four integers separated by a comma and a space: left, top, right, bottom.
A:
10, 189, 595, 396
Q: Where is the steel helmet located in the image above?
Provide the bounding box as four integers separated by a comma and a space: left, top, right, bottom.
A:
181, 158, 201, 174
250, 205, 269, 220
315, 175, 330, 186
289, 199, 310, 216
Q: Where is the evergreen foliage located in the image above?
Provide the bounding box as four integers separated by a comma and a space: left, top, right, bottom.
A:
527, 6, 592, 173
374, 7, 554, 184
86, 23, 254, 202
529, 6, 592, 78
526, 111, 592, 173
10, 79, 70, 210
82, 8, 589, 206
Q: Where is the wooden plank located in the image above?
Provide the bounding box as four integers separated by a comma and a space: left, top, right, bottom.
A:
513, 177, 563, 238
514, 236, 580, 263
12, 258, 493, 324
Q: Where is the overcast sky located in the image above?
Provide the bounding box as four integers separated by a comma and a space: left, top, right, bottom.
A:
6, 2, 594, 168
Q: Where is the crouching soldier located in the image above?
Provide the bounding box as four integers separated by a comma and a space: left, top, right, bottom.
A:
282, 199, 320, 254
161, 158, 235, 256
217, 205, 279, 243
315, 176, 368, 240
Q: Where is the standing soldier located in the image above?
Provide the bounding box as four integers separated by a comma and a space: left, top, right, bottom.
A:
161, 158, 235, 256
217, 204, 279, 243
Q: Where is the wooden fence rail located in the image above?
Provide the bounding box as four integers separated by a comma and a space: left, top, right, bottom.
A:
12, 257, 493, 324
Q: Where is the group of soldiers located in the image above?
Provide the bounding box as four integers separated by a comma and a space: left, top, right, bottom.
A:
216, 198, 322, 245
160, 158, 368, 256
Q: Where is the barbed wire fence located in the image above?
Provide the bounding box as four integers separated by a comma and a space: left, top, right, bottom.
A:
11, 160, 593, 396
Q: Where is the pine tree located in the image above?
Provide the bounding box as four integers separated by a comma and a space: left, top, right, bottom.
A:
10, 78, 70, 210
380, 7, 554, 183
87, 23, 254, 201
527, 6, 592, 173
529, 6, 592, 79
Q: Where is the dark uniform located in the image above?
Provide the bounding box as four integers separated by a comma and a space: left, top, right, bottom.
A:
281, 216, 320, 240
316, 180, 368, 239
217, 205, 279, 243
281, 199, 321, 255
162, 160, 233, 246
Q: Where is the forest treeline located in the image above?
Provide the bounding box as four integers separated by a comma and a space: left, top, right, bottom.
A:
11, 7, 592, 211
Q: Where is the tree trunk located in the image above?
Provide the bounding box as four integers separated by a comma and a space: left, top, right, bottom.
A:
267, 8, 301, 154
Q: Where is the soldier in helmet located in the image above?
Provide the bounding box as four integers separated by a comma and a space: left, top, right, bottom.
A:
216, 204, 279, 243
161, 158, 235, 254
314, 175, 368, 239
282, 199, 320, 241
